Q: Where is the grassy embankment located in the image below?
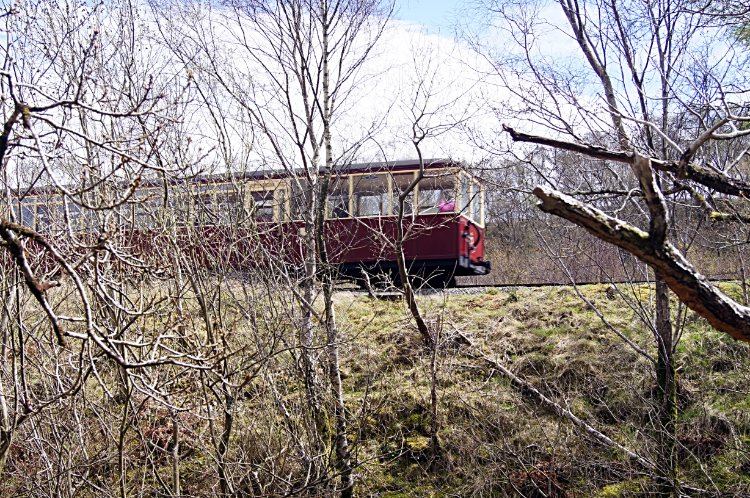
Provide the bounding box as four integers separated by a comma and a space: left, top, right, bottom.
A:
335, 284, 750, 496
3, 282, 749, 497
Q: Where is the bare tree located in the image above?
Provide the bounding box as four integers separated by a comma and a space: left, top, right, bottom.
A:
149, 0, 395, 494
463, 0, 750, 493
0, 3, 246, 496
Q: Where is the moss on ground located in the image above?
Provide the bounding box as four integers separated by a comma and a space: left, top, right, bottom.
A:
6, 282, 748, 497
337, 284, 750, 496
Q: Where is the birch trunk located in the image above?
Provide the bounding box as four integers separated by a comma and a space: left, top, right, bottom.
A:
317, 3, 353, 494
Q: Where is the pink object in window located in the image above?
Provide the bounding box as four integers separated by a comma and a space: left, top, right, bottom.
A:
438, 199, 455, 212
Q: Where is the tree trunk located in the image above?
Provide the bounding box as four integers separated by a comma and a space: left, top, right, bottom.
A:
217, 394, 234, 497
317, 3, 353, 493
655, 277, 678, 496
0, 285, 13, 478
171, 410, 180, 497
0, 421, 13, 478
429, 323, 441, 461
302, 200, 331, 484
395, 237, 432, 347
395, 151, 432, 347
738, 247, 748, 306
117, 380, 132, 498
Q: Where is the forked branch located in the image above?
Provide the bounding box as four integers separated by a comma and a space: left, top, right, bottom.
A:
533, 186, 750, 342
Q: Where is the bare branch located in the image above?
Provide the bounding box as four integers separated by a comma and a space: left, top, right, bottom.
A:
534, 186, 750, 342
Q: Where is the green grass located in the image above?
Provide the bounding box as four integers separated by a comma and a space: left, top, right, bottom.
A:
6, 282, 749, 497
335, 284, 750, 496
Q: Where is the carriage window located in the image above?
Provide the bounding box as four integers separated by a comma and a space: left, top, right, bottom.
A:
169, 184, 191, 225
391, 173, 414, 216
277, 188, 288, 221
83, 206, 96, 230
417, 172, 456, 214
76, 193, 96, 230
459, 173, 472, 219
289, 180, 311, 220
73, 192, 97, 230
193, 185, 218, 224
21, 198, 35, 227
327, 176, 350, 218
34, 201, 64, 233
36, 204, 50, 232
353, 173, 389, 217
217, 184, 240, 224
131, 189, 157, 228
251, 190, 274, 220
473, 179, 482, 225
68, 202, 83, 230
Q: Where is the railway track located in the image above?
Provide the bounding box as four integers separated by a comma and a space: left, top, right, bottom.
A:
336, 276, 744, 296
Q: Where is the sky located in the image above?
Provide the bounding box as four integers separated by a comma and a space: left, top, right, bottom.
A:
394, 0, 461, 34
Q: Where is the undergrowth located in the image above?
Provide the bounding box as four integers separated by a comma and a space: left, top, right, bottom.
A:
337, 284, 750, 497
3, 283, 749, 497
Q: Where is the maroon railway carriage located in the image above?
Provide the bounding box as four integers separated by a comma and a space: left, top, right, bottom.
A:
13, 159, 490, 287
319, 160, 490, 286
